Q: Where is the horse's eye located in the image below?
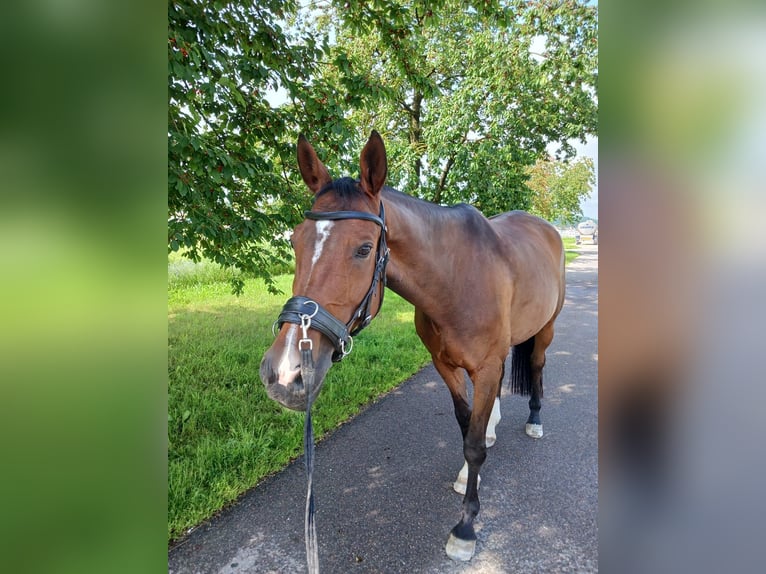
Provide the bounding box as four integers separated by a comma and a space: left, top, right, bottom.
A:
355, 244, 373, 258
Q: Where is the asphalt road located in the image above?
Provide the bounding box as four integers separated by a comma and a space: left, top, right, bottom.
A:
169, 245, 598, 574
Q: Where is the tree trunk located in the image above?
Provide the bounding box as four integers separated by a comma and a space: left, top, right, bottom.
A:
408, 91, 423, 192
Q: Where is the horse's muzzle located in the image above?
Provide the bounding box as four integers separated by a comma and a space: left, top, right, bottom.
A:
264, 378, 309, 412
259, 350, 328, 412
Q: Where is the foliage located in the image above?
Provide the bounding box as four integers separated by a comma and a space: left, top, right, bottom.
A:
168, 0, 598, 290
525, 156, 595, 225
168, 1, 357, 293
313, 0, 598, 214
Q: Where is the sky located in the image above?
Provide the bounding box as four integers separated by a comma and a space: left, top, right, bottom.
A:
572, 135, 598, 219
531, 35, 598, 220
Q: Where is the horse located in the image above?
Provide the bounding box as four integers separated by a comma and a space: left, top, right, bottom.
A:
260, 131, 566, 562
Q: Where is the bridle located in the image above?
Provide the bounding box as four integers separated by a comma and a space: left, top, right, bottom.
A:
274, 201, 389, 362
271, 195, 389, 573
275, 200, 389, 573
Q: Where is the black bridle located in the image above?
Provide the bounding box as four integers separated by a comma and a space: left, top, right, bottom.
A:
275, 202, 389, 362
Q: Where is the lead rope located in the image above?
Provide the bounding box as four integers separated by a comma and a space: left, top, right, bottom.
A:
299, 310, 320, 574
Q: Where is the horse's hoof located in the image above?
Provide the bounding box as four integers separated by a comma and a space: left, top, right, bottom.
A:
446, 532, 476, 561
453, 462, 480, 494
525, 423, 543, 438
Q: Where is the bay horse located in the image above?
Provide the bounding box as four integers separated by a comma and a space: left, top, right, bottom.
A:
260, 131, 566, 561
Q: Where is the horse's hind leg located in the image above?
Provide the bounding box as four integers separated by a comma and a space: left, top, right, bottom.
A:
485, 363, 504, 447
526, 320, 555, 439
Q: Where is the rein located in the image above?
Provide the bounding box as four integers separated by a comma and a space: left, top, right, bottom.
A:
298, 309, 319, 574
274, 202, 389, 574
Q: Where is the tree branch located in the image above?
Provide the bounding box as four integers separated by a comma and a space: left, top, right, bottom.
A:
434, 155, 455, 204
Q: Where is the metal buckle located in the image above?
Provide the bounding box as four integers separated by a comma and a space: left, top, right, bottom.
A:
340, 336, 353, 357
298, 300, 319, 350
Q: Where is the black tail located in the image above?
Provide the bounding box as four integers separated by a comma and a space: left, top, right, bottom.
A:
511, 336, 535, 396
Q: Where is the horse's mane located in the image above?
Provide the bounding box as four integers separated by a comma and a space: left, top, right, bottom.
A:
381, 186, 486, 227
316, 177, 357, 201
314, 177, 486, 231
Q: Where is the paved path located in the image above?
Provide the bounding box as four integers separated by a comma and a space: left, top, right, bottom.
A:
169, 246, 598, 574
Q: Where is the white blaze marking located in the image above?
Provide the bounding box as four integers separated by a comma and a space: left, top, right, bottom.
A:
277, 325, 299, 386
311, 220, 334, 268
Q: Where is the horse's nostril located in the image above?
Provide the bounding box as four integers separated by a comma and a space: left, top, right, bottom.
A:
259, 357, 278, 387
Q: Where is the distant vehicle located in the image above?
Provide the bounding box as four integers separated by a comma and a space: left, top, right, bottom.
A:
575, 220, 598, 245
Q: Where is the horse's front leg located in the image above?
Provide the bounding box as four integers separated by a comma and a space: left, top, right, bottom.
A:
445, 362, 502, 561
454, 393, 501, 494
453, 362, 504, 494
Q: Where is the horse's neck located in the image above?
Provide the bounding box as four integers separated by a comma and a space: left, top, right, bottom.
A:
382, 190, 455, 315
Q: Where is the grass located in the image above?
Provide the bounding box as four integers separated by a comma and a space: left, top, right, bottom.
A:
168, 239, 582, 543
168, 269, 430, 542
562, 237, 581, 264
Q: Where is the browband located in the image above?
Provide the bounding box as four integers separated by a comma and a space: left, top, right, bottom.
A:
304, 210, 385, 228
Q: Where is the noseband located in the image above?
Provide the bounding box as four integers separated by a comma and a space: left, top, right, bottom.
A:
275, 202, 389, 362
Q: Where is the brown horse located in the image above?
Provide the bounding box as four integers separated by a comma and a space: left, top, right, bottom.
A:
260, 131, 566, 561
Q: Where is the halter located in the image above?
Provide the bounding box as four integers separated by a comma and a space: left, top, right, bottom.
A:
275, 202, 389, 362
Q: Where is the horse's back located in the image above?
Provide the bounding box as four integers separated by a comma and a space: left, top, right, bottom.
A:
490, 210, 563, 265
489, 211, 566, 342
490, 209, 559, 243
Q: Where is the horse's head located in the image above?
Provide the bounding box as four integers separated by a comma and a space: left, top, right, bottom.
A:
260, 131, 389, 411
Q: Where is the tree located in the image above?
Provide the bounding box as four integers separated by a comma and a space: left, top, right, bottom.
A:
168, 0, 357, 293
168, 0, 598, 290
524, 156, 595, 225
313, 0, 598, 215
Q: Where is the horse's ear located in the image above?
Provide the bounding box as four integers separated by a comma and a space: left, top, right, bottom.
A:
297, 134, 332, 195
359, 130, 387, 199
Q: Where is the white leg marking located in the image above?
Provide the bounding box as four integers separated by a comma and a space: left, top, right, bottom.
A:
277, 325, 299, 386
453, 460, 481, 495
486, 397, 501, 447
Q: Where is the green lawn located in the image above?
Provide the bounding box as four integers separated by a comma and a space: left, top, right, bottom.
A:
563, 236, 580, 264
